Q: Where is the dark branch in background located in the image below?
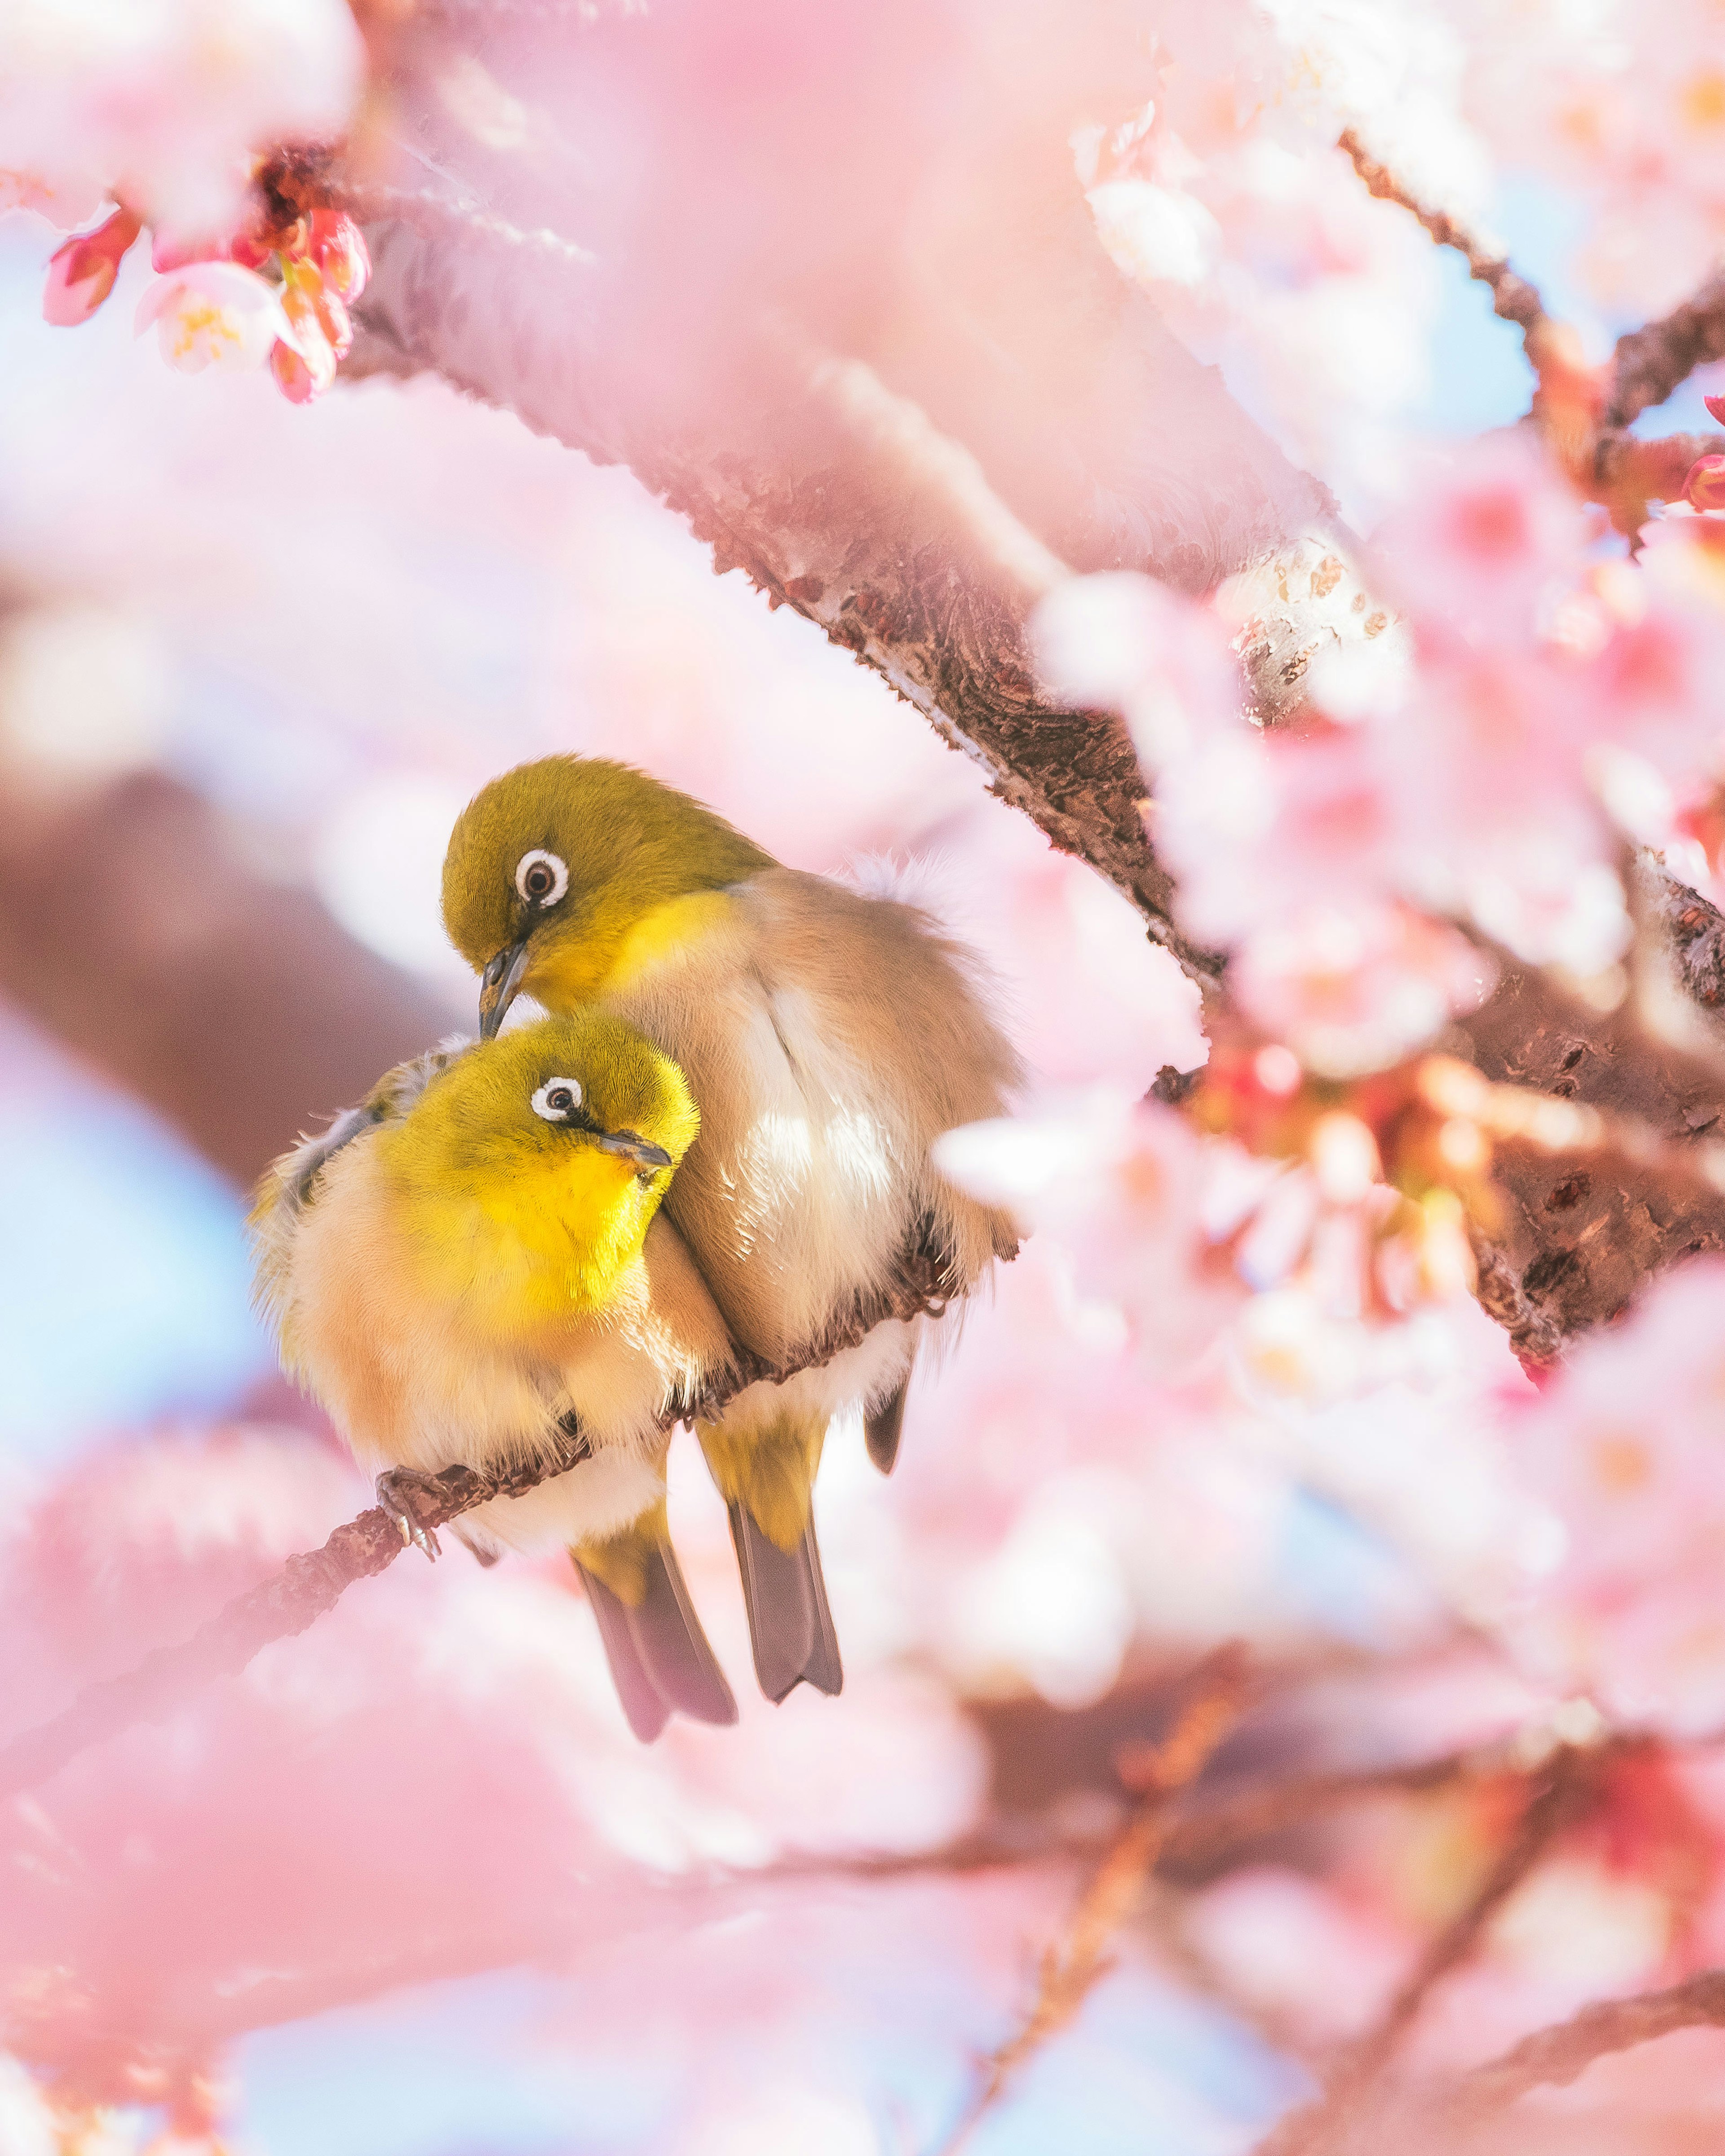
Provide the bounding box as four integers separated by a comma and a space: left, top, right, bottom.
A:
0, 1246, 952, 1801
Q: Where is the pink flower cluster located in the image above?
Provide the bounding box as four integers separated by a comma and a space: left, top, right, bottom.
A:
1038, 435, 1725, 1068
935, 1060, 1481, 1410
35, 195, 370, 402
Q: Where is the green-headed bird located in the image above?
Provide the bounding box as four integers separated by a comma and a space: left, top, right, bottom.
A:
442, 757, 1022, 1706
251, 1012, 739, 1743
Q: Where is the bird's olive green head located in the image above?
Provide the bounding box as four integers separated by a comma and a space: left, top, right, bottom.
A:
378, 1012, 702, 1320
441, 755, 775, 1036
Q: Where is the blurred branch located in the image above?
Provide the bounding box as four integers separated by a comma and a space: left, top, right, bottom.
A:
1437, 1966, 1725, 2118
0, 1502, 406, 1803
1453, 893, 1725, 1361
931, 1645, 1251, 2155
1606, 267, 1725, 431
0, 1246, 951, 1800
0, 766, 450, 1185
1250, 1748, 1597, 2156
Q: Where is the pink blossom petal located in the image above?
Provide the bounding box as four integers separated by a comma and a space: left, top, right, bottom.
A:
0, 166, 106, 228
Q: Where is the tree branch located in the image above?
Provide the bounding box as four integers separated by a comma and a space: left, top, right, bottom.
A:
1336, 128, 1725, 530
0, 763, 450, 1185
1606, 269, 1725, 432
1336, 130, 1559, 370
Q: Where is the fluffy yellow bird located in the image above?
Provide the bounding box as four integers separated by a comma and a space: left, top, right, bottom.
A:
442, 757, 1022, 1705
250, 1012, 739, 1743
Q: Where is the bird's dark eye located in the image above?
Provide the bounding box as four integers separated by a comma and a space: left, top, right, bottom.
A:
515, 848, 569, 907
531, 1076, 583, 1122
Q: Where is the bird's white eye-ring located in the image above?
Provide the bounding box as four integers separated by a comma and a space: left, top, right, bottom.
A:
531, 1077, 583, 1122
515, 848, 569, 907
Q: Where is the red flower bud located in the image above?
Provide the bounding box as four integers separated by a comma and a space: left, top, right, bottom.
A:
1685, 454, 1725, 513
43, 207, 142, 326
274, 284, 338, 403
1705, 393, 1725, 426
270, 338, 320, 403
306, 208, 369, 302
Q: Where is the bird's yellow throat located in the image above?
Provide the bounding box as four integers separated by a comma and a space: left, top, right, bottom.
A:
526, 887, 740, 1007
379, 1126, 659, 1338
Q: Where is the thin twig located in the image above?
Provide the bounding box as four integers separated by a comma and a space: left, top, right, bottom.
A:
930, 1645, 1252, 2156
1337, 130, 1557, 364
1248, 1747, 1595, 2156
1334, 127, 1725, 530
0, 1253, 956, 1801
1437, 1966, 1725, 2118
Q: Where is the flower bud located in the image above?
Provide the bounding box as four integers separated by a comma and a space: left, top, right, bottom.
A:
43, 207, 142, 326
1685, 454, 1725, 512
273, 283, 337, 402
306, 208, 369, 301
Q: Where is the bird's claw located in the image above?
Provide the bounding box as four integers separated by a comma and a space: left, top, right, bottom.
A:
375, 1469, 447, 1561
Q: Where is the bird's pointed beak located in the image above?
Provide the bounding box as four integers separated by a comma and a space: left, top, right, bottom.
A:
594, 1129, 675, 1174
478, 941, 531, 1040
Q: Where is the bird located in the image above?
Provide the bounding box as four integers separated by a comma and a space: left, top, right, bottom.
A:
249, 1011, 741, 1744
441, 755, 1022, 1706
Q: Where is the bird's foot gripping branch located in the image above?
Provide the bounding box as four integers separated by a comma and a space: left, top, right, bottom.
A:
0, 1232, 966, 1805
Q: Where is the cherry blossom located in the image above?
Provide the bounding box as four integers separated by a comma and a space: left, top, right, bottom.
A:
1231, 899, 1491, 1078
1688, 455, 1725, 513
135, 259, 292, 374
935, 1086, 1247, 1375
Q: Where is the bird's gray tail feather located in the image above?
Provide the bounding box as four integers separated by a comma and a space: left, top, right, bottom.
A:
576, 1544, 739, 1743
864, 1376, 909, 1475
727, 1504, 843, 1704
